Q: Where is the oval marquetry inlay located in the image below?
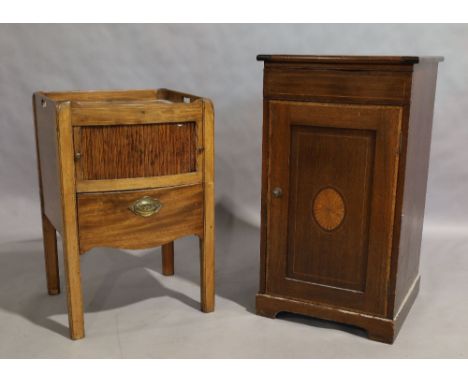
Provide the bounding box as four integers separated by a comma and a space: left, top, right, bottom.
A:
313, 187, 345, 231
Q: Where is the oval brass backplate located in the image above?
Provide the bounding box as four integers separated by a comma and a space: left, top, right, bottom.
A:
129, 196, 162, 217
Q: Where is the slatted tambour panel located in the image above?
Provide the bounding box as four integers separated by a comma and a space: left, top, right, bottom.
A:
78, 122, 197, 180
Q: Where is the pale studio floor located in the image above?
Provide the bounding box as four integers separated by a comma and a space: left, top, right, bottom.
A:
0, 206, 467, 358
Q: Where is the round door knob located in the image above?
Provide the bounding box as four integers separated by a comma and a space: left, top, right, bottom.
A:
272, 187, 283, 198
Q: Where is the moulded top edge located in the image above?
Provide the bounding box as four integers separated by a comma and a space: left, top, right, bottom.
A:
35, 88, 202, 104
257, 55, 444, 65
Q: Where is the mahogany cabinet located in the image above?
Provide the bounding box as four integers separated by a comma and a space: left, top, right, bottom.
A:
34, 89, 215, 340
256, 55, 442, 343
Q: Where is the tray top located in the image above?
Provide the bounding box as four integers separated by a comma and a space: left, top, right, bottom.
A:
37, 88, 201, 104
257, 55, 444, 65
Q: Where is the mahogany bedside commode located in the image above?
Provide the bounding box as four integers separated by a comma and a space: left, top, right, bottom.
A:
256, 55, 443, 343
34, 89, 215, 340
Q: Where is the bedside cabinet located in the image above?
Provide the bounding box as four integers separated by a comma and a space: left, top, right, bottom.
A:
256, 55, 442, 343
33, 89, 215, 340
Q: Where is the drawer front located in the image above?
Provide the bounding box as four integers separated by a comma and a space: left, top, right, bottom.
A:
77, 184, 204, 253
264, 67, 412, 104
75, 122, 198, 180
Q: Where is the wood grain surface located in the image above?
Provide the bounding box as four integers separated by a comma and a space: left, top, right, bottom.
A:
200, 99, 215, 313
162, 242, 175, 276
34, 88, 215, 340
257, 56, 441, 343
390, 59, 441, 316
77, 184, 204, 253
75, 172, 202, 193
264, 66, 412, 105
56, 102, 85, 340
257, 54, 425, 65
266, 101, 401, 313
33, 93, 63, 233
312, 187, 346, 231
40, 215, 60, 295
70, 101, 203, 126
78, 122, 197, 180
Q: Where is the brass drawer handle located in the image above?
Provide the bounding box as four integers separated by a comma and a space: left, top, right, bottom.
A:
129, 196, 162, 217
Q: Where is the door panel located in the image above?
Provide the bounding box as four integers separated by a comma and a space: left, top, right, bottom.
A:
288, 126, 375, 292
266, 101, 402, 315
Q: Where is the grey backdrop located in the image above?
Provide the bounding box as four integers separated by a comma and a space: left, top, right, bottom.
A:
0, 24, 467, 242
1, 24, 468, 358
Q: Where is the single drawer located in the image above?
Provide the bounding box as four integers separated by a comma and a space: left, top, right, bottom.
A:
77, 184, 204, 253
264, 67, 412, 104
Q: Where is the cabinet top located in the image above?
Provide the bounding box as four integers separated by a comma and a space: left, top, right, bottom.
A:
257, 55, 444, 65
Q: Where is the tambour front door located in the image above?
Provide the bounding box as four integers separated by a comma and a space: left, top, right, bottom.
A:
265, 101, 402, 315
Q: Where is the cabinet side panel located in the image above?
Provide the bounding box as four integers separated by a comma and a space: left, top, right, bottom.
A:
34, 94, 63, 233
394, 60, 440, 314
